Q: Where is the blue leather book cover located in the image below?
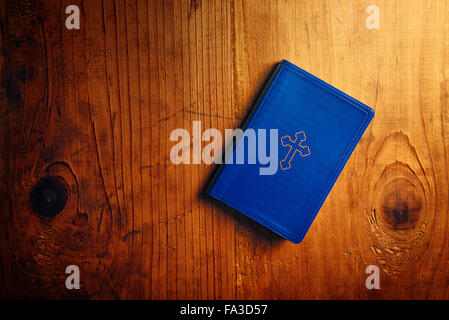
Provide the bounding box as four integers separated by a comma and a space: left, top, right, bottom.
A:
207, 60, 374, 243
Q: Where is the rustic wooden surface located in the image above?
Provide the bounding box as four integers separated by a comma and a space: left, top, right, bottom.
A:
1, 0, 449, 299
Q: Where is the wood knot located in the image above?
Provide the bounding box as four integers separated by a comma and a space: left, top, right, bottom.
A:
29, 176, 69, 218
380, 178, 422, 230
190, 0, 200, 10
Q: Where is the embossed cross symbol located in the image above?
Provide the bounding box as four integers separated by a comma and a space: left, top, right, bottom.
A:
280, 131, 310, 170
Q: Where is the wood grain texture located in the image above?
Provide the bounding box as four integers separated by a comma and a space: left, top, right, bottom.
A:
1, 0, 449, 299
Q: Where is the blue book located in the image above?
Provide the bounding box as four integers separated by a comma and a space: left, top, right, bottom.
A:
207, 60, 374, 243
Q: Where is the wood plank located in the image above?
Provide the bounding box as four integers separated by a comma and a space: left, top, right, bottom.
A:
1, 0, 449, 299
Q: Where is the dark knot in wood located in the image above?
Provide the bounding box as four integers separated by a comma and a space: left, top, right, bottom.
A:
29, 176, 69, 218
381, 178, 422, 230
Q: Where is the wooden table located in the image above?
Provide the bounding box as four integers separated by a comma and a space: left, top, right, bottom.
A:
1, 0, 449, 299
